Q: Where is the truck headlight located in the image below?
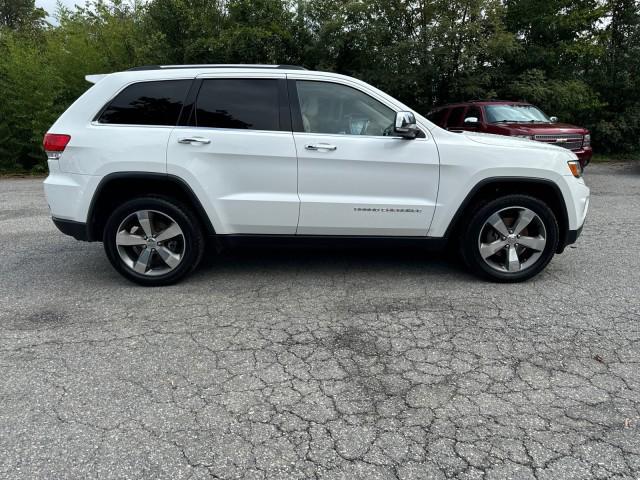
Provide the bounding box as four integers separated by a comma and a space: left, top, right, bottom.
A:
583, 134, 591, 147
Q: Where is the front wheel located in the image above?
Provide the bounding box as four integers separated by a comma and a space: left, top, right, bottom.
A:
103, 196, 205, 286
460, 195, 559, 282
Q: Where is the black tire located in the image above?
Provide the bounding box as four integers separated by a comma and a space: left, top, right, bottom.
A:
460, 194, 559, 282
103, 196, 205, 286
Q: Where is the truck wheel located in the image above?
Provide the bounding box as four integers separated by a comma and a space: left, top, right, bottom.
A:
103, 196, 205, 286
461, 195, 559, 282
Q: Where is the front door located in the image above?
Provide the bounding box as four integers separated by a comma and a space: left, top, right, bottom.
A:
167, 75, 299, 234
290, 79, 440, 236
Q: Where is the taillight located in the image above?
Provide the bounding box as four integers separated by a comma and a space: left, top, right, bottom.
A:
43, 133, 71, 159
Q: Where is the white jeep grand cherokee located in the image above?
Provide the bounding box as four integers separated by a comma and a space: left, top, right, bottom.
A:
43, 65, 589, 286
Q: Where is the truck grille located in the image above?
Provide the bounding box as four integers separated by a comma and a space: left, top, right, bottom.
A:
533, 134, 583, 151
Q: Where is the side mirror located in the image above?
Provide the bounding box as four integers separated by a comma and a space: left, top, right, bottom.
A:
464, 116, 479, 127
394, 111, 419, 139
550, 116, 558, 123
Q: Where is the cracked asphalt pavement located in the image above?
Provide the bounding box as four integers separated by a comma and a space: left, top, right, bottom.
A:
1, 163, 639, 479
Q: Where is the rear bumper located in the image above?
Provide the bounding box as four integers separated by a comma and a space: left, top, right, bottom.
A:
52, 217, 90, 241
43, 160, 98, 224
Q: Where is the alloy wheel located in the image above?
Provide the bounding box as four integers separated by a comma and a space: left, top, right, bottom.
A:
115, 210, 185, 276
477, 206, 547, 273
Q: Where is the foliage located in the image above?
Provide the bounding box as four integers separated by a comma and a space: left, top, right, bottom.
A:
0, 32, 62, 169
0, 0, 639, 170
0, 0, 46, 30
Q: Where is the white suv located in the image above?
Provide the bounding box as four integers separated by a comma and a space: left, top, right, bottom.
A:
43, 65, 589, 286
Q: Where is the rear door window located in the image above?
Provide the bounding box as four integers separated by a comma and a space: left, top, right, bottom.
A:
428, 108, 448, 127
194, 79, 280, 131
446, 106, 466, 129
97, 80, 191, 126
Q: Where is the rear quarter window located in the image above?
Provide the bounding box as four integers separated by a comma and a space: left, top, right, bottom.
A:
97, 80, 191, 126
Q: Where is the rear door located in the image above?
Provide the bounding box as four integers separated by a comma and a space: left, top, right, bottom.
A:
459, 105, 483, 132
167, 74, 299, 234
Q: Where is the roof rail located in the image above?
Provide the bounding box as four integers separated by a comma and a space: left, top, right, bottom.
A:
127, 64, 307, 72
467, 99, 519, 103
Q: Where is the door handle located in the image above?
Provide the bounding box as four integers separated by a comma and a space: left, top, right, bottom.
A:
305, 143, 337, 151
178, 137, 211, 145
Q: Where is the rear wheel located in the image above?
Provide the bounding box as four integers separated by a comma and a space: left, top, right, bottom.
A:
103, 197, 205, 286
460, 195, 559, 282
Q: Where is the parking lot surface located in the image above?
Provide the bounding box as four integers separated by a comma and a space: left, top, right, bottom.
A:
1, 163, 639, 479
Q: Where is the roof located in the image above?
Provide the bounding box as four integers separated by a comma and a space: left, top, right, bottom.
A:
81, 66, 422, 123
433, 100, 533, 109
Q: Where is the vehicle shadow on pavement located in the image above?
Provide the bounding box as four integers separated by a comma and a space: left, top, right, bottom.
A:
194, 244, 471, 281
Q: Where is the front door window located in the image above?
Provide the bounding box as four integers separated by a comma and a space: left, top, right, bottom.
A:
296, 81, 396, 137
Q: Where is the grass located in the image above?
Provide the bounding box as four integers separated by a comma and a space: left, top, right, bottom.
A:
0, 166, 48, 178
591, 152, 640, 163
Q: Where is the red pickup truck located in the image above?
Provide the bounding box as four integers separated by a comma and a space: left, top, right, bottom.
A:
427, 101, 592, 167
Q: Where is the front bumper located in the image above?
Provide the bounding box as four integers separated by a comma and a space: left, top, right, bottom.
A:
566, 225, 583, 245
556, 176, 589, 253
573, 147, 592, 167
557, 225, 583, 254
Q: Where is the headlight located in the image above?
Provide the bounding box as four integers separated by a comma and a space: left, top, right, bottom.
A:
514, 135, 533, 140
583, 133, 591, 147
567, 160, 583, 178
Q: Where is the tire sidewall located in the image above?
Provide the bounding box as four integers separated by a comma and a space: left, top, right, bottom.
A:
464, 195, 559, 282
103, 197, 203, 286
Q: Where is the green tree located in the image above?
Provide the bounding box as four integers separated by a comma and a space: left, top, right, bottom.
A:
1, 0, 640, 171
590, 0, 640, 152
142, 0, 225, 63
0, 0, 46, 30
0, 33, 62, 169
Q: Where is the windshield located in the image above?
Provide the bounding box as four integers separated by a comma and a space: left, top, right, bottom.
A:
485, 104, 551, 123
